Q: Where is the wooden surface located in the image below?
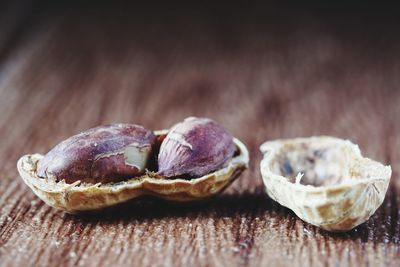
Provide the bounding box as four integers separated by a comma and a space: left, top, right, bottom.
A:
0, 1, 399, 266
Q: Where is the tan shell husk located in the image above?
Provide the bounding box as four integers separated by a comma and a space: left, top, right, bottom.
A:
260, 136, 391, 232
17, 131, 249, 213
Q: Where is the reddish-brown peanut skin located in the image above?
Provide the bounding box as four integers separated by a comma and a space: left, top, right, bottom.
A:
37, 124, 157, 184
158, 117, 236, 178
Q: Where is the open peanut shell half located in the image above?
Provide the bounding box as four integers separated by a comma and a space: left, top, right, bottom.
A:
17, 130, 249, 214
260, 136, 391, 232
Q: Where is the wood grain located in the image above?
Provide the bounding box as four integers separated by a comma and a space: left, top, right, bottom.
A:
0, 1, 399, 266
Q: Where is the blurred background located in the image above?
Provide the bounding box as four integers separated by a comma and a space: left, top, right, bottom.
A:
1, 1, 399, 135
0, 1, 399, 266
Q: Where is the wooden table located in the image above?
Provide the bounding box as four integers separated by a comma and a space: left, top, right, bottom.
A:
1, 2, 399, 266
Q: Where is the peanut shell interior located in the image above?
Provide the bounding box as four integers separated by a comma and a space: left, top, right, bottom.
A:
260, 136, 391, 232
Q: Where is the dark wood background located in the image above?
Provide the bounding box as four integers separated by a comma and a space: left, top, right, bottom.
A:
0, 1, 399, 266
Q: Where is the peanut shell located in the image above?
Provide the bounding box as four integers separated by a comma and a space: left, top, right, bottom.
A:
260, 136, 391, 232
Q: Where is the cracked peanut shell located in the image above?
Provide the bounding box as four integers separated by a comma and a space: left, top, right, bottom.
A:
17, 130, 249, 213
260, 136, 391, 232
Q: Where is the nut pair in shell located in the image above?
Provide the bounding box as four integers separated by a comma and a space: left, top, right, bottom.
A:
17, 118, 250, 213
17, 118, 391, 232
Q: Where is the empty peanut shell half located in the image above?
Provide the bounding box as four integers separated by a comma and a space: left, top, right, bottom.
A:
17, 128, 249, 213
260, 136, 391, 232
